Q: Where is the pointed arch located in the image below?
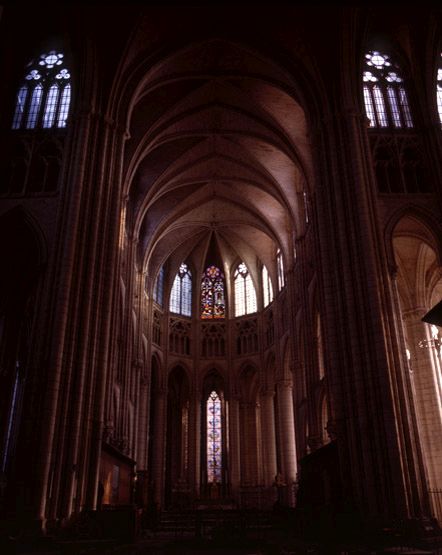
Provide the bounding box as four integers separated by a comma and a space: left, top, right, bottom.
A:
201, 265, 225, 319
12, 49, 71, 131
169, 262, 192, 316
262, 264, 274, 307
362, 48, 413, 129
384, 206, 442, 274
234, 261, 257, 317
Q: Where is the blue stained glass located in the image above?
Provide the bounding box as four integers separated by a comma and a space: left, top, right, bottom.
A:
12, 86, 28, 129
12, 51, 71, 131
57, 84, 71, 128
362, 50, 413, 129
207, 390, 222, 483
43, 84, 59, 128
26, 84, 43, 129
153, 266, 164, 306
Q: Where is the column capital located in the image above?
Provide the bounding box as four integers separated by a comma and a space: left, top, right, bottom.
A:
402, 307, 430, 321
276, 379, 293, 391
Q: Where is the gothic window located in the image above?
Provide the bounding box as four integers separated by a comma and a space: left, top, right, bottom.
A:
12, 50, 71, 131
277, 249, 285, 291
153, 266, 164, 307
234, 262, 257, 317
262, 265, 274, 307
363, 50, 413, 129
437, 52, 442, 125
201, 265, 225, 319
169, 263, 192, 316
206, 390, 222, 483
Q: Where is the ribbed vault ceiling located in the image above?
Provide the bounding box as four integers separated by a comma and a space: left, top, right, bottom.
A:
123, 39, 312, 286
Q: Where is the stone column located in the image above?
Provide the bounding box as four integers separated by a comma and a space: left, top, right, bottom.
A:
260, 390, 277, 487
404, 308, 442, 494
153, 388, 166, 507
188, 388, 201, 499
276, 380, 297, 505
228, 395, 241, 502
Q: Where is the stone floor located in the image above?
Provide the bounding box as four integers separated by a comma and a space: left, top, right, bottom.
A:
13, 535, 442, 555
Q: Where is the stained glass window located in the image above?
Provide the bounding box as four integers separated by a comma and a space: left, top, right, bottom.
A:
201, 265, 225, 319
170, 263, 192, 316
437, 52, 442, 125
234, 262, 257, 317
12, 50, 71, 130
277, 249, 285, 291
363, 50, 413, 129
262, 265, 274, 307
207, 390, 222, 483
153, 266, 164, 306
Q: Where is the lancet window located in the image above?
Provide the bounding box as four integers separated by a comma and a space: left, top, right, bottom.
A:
201, 265, 225, 319
170, 263, 192, 317
12, 50, 71, 130
363, 50, 413, 129
234, 262, 257, 317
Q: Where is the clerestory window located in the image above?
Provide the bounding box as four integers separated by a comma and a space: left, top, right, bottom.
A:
153, 266, 164, 307
12, 50, 71, 131
363, 50, 413, 129
277, 249, 285, 291
201, 266, 225, 319
170, 263, 192, 317
234, 262, 257, 317
262, 265, 274, 308
437, 52, 442, 125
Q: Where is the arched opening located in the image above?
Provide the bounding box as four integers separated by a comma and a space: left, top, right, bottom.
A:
165, 366, 190, 507
239, 366, 260, 488
0, 209, 44, 512
201, 370, 227, 500
147, 356, 160, 504
392, 213, 442, 521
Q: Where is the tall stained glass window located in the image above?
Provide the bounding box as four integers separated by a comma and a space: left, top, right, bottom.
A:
363, 50, 413, 129
262, 265, 274, 307
207, 390, 222, 483
12, 50, 71, 130
201, 265, 225, 319
277, 249, 285, 291
170, 263, 192, 316
153, 266, 164, 306
437, 52, 442, 125
234, 262, 257, 317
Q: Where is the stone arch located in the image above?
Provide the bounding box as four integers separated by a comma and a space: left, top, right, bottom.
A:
391, 212, 442, 518
165, 365, 190, 507
0, 207, 47, 497
384, 206, 442, 274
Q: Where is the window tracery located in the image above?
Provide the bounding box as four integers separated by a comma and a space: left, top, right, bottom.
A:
363, 50, 413, 129
12, 50, 71, 130
201, 265, 225, 319
207, 390, 222, 483
170, 263, 192, 317
234, 262, 257, 317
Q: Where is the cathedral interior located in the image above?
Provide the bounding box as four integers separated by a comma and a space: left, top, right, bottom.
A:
0, 3, 442, 553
